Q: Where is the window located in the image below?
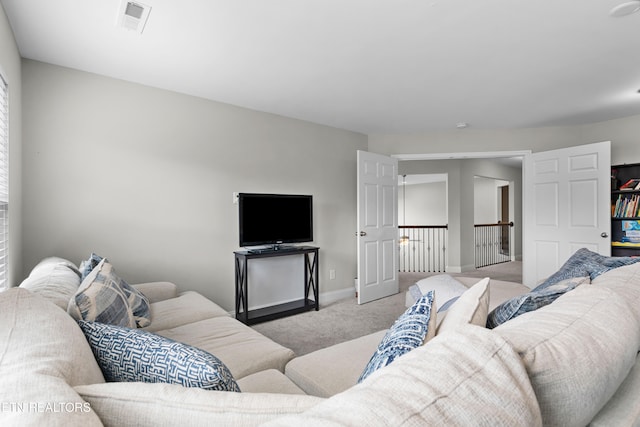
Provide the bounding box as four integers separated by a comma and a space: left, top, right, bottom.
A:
0, 75, 8, 290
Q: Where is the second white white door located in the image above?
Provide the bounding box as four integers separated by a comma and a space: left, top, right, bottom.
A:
523, 141, 611, 287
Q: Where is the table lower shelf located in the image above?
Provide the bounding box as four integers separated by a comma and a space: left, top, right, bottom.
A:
237, 298, 318, 325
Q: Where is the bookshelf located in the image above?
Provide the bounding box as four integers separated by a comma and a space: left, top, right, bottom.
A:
611, 163, 640, 256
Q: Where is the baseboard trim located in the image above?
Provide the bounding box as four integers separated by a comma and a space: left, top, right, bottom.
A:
320, 287, 355, 305
459, 263, 477, 273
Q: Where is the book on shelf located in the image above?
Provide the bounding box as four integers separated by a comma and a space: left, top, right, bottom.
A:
613, 194, 640, 218
619, 178, 640, 191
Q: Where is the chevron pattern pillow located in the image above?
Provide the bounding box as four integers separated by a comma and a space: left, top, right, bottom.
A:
358, 290, 435, 383
78, 321, 240, 392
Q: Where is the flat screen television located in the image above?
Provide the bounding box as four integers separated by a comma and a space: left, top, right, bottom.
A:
238, 193, 313, 248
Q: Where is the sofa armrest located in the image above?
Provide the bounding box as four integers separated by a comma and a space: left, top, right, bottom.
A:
131, 282, 178, 303
75, 382, 324, 426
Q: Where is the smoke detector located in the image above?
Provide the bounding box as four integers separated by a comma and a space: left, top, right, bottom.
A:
117, 1, 152, 34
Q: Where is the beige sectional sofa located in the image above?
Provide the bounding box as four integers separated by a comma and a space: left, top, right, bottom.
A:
2, 256, 640, 426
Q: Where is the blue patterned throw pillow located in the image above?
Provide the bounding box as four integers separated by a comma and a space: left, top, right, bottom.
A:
533, 248, 640, 292
486, 276, 589, 329
79, 252, 104, 281
78, 321, 240, 392
69, 258, 151, 328
358, 290, 435, 383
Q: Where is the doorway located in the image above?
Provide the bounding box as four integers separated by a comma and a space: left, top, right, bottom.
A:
398, 153, 524, 274
473, 176, 514, 268
500, 185, 509, 254
398, 173, 448, 273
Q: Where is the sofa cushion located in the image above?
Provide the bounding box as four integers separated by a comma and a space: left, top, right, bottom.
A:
358, 290, 436, 383
131, 281, 178, 303
19, 257, 81, 310
237, 369, 307, 395
143, 291, 230, 332
30, 256, 81, 276
494, 285, 640, 427
156, 315, 295, 379
592, 260, 640, 325
79, 320, 240, 392
455, 276, 530, 312
68, 259, 151, 328
285, 330, 386, 397
487, 276, 589, 329
534, 247, 640, 291
589, 353, 640, 426
268, 326, 542, 426
437, 277, 489, 334
75, 382, 324, 427
0, 288, 104, 426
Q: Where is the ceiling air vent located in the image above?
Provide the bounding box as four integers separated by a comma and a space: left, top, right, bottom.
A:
117, 1, 152, 34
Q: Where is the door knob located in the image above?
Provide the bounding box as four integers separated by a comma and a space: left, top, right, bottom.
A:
601, 232, 609, 238
358, 231, 367, 236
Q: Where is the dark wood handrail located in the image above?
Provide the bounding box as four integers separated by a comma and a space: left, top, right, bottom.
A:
474, 222, 514, 228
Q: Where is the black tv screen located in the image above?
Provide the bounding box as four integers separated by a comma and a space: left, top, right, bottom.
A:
238, 193, 313, 247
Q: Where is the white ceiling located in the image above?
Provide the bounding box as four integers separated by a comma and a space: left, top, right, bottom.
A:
3, 0, 640, 134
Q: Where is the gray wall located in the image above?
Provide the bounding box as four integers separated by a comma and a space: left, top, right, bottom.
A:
474, 177, 506, 224
0, 4, 22, 288
402, 181, 447, 225
21, 60, 367, 310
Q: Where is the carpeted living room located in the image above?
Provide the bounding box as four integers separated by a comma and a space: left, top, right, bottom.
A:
253, 262, 523, 356
3, 1, 640, 426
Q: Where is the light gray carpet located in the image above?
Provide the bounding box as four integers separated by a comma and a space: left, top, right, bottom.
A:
251, 261, 522, 356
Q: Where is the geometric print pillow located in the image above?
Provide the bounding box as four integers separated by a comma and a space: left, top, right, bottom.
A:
68, 259, 151, 328
78, 321, 240, 392
358, 290, 436, 383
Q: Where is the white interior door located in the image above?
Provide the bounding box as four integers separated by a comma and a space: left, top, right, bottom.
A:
357, 150, 399, 304
523, 141, 611, 287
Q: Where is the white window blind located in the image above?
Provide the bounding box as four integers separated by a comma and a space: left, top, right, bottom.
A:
0, 75, 8, 290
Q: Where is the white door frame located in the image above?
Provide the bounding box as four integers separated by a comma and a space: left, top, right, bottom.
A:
393, 150, 530, 270
393, 151, 532, 162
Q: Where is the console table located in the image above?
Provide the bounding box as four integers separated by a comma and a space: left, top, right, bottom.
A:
234, 246, 319, 325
